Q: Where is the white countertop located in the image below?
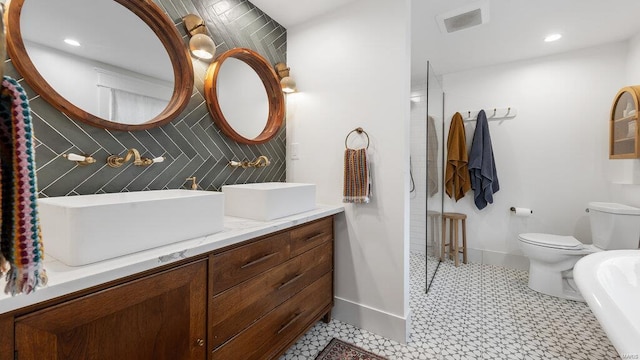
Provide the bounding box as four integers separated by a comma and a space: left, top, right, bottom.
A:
0, 204, 344, 315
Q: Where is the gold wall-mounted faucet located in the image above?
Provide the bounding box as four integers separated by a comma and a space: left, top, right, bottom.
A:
107, 148, 165, 168
186, 177, 198, 190
229, 155, 270, 169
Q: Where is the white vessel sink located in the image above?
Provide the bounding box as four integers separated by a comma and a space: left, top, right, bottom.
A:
221, 182, 316, 221
38, 190, 224, 266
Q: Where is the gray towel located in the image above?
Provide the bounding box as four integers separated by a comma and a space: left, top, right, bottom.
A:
469, 110, 499, 210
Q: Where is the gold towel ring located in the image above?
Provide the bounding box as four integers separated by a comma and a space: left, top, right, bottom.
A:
345, 127, 370, 149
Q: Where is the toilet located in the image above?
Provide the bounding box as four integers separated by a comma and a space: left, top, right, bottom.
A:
518, 202, 640, 301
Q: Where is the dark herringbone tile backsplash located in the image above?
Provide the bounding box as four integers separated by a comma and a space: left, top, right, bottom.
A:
5, 0, 287, 198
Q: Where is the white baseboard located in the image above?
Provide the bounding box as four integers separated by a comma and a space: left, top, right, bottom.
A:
332, 296, 410, 344
466, 248, 529, 271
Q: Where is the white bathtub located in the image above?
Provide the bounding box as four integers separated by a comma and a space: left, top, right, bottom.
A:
574, 250, 640, 358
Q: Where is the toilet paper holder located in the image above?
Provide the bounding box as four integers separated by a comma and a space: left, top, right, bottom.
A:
510, 207, 533, 214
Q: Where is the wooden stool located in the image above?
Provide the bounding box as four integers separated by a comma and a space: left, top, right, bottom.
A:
441, 212, 467, 267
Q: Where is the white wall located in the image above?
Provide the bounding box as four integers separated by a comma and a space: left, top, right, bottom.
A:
410, 85, 427, 254
26, 41, 101, 115
442, 42, 627, 268
625, 33, 640, 85
25, 41, 171, 120
286, 0, 412, 343
610, 33, 640, 205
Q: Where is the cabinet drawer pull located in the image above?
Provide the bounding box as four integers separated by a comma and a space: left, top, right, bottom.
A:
277, 312, 303, 334
196, 338, 205, 347
303, 232, 325, 242
277, 273, 304, 290
240, 252, 277, 269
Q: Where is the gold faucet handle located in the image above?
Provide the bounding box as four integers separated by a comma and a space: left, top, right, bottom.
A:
139, 156, 165, 166
229, 160, 250, 168
63, 153, 96, 166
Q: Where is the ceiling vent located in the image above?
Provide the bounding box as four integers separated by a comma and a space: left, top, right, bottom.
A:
436, 1, 489, 34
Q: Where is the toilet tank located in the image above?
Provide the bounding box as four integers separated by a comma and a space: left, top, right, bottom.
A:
588, 202, 640, 250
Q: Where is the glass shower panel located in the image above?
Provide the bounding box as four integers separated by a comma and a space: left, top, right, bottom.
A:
425, 61, 444, 292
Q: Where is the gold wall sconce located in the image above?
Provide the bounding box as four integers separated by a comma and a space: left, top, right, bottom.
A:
63, 153, 96, 166
274, 62, 297, 93
107, 148, 165, 168
183, 14, 216, 60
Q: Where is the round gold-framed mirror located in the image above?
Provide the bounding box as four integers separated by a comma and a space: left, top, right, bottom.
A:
204, 48, 284, 145
4, 0, 194, 131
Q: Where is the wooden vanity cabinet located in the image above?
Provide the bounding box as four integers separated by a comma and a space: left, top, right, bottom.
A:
0, 215, 334, 360
610, 85, 640, 158
209, 217, 334, 360
14, 260, 207, 360
0, 315, 13, 360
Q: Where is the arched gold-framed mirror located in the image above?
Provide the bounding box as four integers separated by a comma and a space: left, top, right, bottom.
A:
4, 0, 194, 131
204, 48, 284, 145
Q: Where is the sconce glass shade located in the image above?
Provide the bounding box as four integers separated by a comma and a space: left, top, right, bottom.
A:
189, 33, 216, 60
274, 62, 296, 93
280, 76, 297, 93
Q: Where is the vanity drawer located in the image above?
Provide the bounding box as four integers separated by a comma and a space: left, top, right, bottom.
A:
211, 241, 332, 349
290, 217, 333, 257
211, 273, 332, 360
211, 232, 290, 295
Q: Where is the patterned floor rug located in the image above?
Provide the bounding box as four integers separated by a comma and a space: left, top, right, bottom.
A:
314, 338, 388, 360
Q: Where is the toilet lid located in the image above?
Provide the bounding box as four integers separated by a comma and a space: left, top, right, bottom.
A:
518, 233, 583, 250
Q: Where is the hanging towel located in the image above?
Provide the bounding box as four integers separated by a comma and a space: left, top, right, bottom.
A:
469, 109, 500, 210
0, 76, 47, 296
445, 112, 471, 201
427, 116, 439, 197
343, 148, 371, 203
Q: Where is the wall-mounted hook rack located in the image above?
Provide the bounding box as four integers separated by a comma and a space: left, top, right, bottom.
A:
463, 107, 517, 121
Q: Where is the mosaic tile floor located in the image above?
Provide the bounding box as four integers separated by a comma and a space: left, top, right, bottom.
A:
280, 252, 620, 360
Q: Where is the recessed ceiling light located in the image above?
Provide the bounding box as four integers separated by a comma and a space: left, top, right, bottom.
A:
544, 34, 562, 42
64, 38, 81, 47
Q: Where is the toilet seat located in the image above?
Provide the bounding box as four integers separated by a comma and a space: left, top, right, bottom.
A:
518, 233, 583, 250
